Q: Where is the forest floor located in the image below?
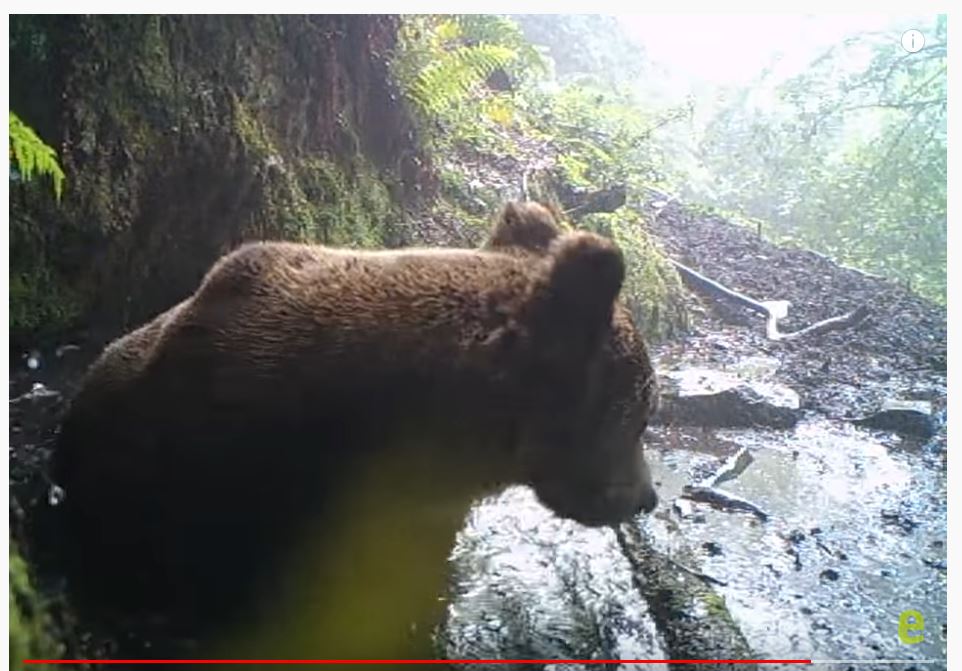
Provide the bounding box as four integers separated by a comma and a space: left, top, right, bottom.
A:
644, 197, 946, 420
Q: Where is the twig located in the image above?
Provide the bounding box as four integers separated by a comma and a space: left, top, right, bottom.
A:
682, 485, 770, 522
667, 557, 729, 587
703, 447, 754, 488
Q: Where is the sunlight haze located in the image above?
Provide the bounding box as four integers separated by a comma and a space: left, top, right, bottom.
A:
618, 14, 926, 88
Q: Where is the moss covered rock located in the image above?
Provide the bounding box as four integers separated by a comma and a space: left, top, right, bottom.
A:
9, 15, 432, 347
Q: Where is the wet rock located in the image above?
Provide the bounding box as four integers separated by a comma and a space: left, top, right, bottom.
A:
921, 557, 946, 571
702, 542, 723, 557
880, 509, 920, 534
682, 485, 770, 521
819, 569, 840, 582
851, 399, 937, 439
725, 355, 781, 381
10, 383, 62, 406
655, 368, 800, 429
673, 499, 696, 518
812, 619, 833, 633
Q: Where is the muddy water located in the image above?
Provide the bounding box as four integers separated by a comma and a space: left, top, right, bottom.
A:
647, 420, 946, 667
443, 419, 946, 669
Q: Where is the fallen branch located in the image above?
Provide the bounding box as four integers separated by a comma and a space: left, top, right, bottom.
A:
682, 485, 770, 522
701, 447, 754, 488
774, 304, 872, 341
669, 259, 769, 316
669, 259, 873, 341
561, 184, 627, 218
677, 448, 770, 522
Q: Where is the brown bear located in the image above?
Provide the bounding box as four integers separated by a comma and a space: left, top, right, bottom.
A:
53, 201, 659, 658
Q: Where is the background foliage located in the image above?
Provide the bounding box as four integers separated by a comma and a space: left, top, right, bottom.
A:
679, 15, 947, 302
457, 14, 946, 303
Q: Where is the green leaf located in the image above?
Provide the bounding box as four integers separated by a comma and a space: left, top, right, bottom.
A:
9, 111, 65, 200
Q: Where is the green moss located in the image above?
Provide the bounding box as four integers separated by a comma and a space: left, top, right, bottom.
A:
137, 17, 176, 102
582, 210, 689, 342
231, 98, 399, 248
9, 268, 83, 335
9, 205, 85, 338
434, 196, 491, 244
701, 591, 729, 619
299, 157, 396, 248
73, 18, 183, 231
11, 16, 418, 346
232, 97, 277, 159
9, 544, 63, 671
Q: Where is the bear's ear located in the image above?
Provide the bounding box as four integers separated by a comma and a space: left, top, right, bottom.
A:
485, 201, 561, 254
523, 231, 625, 355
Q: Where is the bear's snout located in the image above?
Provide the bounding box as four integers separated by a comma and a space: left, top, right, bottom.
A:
636, 485, 659, 514
598, 480, 658, 520
531, 475, 659, 528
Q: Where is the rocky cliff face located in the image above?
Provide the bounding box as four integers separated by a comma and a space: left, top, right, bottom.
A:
10, 15, 434, 346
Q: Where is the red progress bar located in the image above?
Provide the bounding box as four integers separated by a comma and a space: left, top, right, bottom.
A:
24, 660, 814, 665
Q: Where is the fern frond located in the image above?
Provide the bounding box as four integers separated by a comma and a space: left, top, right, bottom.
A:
480, 94, 515, 127
408, 44, 516, 115
433, 17, 462, 45
454, 15, 548, 77
9, 111, 65, 200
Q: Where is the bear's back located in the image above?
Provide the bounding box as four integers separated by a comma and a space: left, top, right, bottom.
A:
52, 237, 544, 631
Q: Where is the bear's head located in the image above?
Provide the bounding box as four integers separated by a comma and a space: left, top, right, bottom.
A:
488, 201, 660, 527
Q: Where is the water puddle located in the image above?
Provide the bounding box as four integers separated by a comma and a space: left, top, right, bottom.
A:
646, 419, 946, 665
444, 419, 946, 669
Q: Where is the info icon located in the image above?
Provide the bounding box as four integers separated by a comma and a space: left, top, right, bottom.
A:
901, 29, 925, 53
